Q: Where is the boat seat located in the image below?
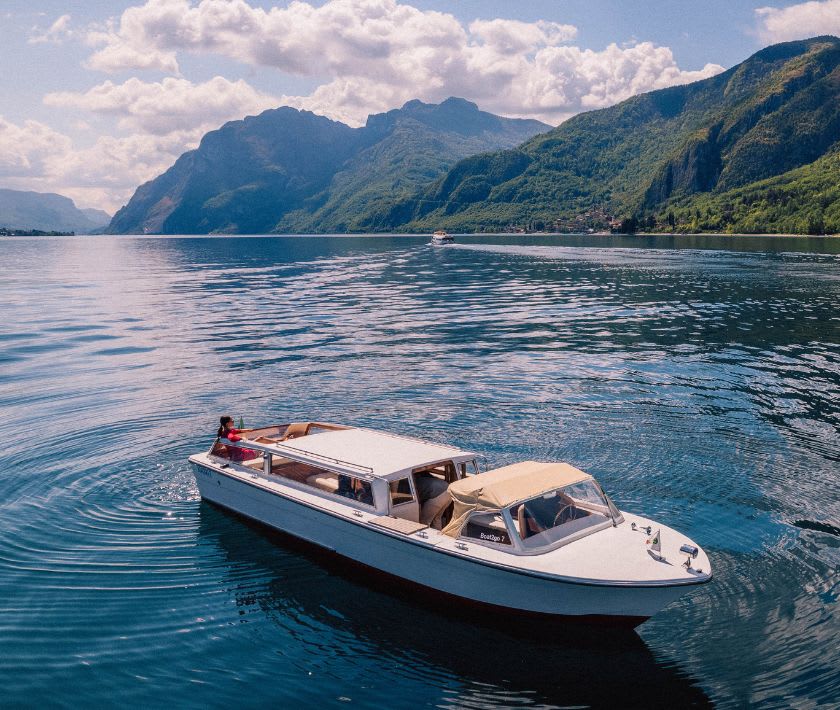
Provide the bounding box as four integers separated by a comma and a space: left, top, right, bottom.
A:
306, 472, 339, 494
420, 489, 452, 528
210, 441, 229, 459
282, 422, 310, 440
518, 505, 535, 539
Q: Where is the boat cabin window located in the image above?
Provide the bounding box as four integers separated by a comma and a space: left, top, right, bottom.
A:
459, 460, 479, 477
389, 478, 415, 507
336, 475, 374, 506
304, 469, 374, 507
264, 455, 375, 507
461, 512, 512, 546
414, 461, 459, 483
509, 480, 613, 549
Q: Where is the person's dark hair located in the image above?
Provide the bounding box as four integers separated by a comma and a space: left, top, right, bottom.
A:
217, 415, 233, 438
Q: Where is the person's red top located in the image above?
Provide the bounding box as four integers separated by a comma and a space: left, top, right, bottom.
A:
223, 428, 242, 442
221, 428, 257, 462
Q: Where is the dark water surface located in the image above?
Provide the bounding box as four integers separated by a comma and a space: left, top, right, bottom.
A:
1, 234, 838, 708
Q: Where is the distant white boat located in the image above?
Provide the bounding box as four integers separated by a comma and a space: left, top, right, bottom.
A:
431, 230, 454, 245
190, 421, 711, 626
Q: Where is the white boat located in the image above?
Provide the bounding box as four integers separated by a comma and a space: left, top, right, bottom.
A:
189, 422, 711, 626
431, 230, 454, 245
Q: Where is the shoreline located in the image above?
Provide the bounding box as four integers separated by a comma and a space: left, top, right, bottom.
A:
3, 231, 840, 239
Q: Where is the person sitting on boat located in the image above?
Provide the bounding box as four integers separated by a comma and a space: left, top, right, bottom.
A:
414, 470, 448, 503
218, 415, 258, 462
337, 474, 374, 505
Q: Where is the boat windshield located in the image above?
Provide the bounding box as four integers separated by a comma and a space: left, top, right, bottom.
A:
508, 480, 616, 549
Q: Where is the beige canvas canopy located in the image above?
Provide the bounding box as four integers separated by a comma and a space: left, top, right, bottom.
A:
442, 461, 592, 538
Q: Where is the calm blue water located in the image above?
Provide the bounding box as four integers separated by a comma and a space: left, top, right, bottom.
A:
1, 234, 838, 708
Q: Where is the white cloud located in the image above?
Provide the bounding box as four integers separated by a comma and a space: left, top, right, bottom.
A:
52, 130, 200, 212
45, 76, 280, 135
469, 19, 577, 54
0, 116, 72, 178
29, 14, 74, 44
83, 0, 723, 126
13, 0, 727, 211
0, 115, 198, 212
755, 0, 840, 43
59, 130, 201, 192
274, 41, 722, 127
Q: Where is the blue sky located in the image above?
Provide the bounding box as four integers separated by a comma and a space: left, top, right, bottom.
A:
1, 0, 837, 212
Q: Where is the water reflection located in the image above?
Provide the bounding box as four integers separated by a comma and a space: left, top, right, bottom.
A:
0, 235, 837, 707
202, 505, 712, 708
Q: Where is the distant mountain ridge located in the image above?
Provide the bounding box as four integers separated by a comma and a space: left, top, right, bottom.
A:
108, 98, 549, 234
110, 37, 840, 236
0, 189, 111, 234
371, 37, 840, 234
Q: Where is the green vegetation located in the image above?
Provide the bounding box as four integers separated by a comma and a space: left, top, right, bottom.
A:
0, 227, 74, 236
109, 98, 548, 235
372, 37, 840, 236
109, 37, 840, 237
649, 148, 840, 234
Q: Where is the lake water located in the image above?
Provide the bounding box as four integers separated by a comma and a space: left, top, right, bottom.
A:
1, 234, 838, 708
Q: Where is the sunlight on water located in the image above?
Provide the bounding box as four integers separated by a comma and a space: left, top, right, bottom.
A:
0, 234, 837, 707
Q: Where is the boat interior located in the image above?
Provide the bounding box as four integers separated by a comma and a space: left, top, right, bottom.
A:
209, 422, 467, 528
207, 423, 615, 548
210, 422, 346, 464
210, 421, 379, 505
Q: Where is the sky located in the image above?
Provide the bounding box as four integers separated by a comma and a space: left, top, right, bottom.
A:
1, 0, 839, 214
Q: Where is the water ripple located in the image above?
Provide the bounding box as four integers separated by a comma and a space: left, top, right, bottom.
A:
0, 235, 837, 707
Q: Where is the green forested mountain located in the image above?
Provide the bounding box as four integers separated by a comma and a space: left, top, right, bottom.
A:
373, 37, 840, 234
658, 147, 840, 234
108, 98, 548, 234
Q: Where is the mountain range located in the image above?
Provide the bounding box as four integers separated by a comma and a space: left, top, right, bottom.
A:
0, 189, 111, 234
377, 36, 840, 235
108, 98, 548, 234
101, 35, 840, 236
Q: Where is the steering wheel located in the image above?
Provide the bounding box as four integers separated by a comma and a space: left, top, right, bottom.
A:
553, 504, 577, 527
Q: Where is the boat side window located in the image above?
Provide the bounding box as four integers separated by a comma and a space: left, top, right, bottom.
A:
336, 474, 375, 507
461, 512, 512, 546
265, 458, 374, 507
412, 466, 450, 504
389, 478, 415, 507
301, 468, 375, 507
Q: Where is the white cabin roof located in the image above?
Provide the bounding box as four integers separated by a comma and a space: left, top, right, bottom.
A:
273, 427, 474, 479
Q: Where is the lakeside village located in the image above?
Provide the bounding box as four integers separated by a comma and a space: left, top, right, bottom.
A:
503, 207, 624, 234
0, 227, 74, 237
502, 207, 705, 235
501, 206, 838, 236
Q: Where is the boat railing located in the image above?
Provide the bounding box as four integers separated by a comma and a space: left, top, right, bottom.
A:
264, 441, 375, 476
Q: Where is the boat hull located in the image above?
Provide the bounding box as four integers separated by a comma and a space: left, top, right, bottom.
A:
191, 461, 698, 624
